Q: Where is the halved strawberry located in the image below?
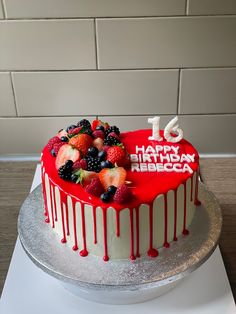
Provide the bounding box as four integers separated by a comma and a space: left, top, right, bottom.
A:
91, 119, 110, 131
73, 169, 98, 186
68, 126, 83, 136
93, 138, 104, 151
55, 144, 81, 170
69, 134, 93, 155
98, 167, 127, 190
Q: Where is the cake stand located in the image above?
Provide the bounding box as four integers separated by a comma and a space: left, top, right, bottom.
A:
18, 182, 222, 304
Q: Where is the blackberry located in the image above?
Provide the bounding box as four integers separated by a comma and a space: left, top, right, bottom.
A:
58, 164, 73, 181
87, 146, 98, 157
77, 119, 91, 129
105, 126, 120, 137
104, 136, 121, 146
87, 157, 101, 173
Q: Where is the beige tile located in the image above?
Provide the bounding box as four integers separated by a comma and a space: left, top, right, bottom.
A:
0, 20, 96, 70
0, 117, 96, 154
13, 70, 178, 116
96, 17, 236, 69
179, 68, 236, 114
4, 0, 186, 18
98, 115, 236, 154
188, 0, 236, 15
0, 72, 16, 116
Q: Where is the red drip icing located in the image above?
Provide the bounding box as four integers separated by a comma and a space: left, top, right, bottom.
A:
135, 207, 140, 258
65, 200, 70, 236
163, 194, 170, 248
72, 199, 78, 251
93, 206, 97, 244
59, 191, 67, 243
129, 208, 135, 260
79, 203, 88, 257
182, 182, 189, 235
194, 170, 201, 206
49, 182, 55, 228
190, 175, 193, 202
102, 208, 109, 261
41, 169, 49, 221
116, 210, 120, 237
52, 185, 58, 221
173, 189, 178, 241
147, 202, 158, 257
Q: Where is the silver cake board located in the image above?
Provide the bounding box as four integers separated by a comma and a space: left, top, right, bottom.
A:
0, 165, 235, 314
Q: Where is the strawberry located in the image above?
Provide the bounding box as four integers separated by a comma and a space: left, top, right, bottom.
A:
91, 119, 110, 131
93, 138, 104, 151
68, 126, 83, 135
92, 130, 105, 139
73, 169, 98, 186
98, 167, 126, 190
85, 178, 105, 197
53, 142, 66, 155
72, 159, 87, 171
55, 144, 81, 170
47, 136, 61, 151
113, 185, 133, 204
57, 130, 68, 139
107, 146, 126, 165
69, 134, 93, 155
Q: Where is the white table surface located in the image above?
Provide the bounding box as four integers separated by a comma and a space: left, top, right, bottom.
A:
0, 165, 235, 314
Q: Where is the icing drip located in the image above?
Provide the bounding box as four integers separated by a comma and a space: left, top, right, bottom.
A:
135, 207, 140, 258
163, 194, 170, 248
41, 169, 49, 223
182, 182, 189, 235
49, 183, 55, 228
129, 208, 135, 260
195, 169, 201, 206
190, 175, 193, 202
59, 194, 67, 243
93, 206, 97, 244
72, 199, 78, 251
52, 185, 58, 221
116, 211, 120, 237
79, 203, 88, 257
102, 208, 109, 261
65, 200, 70, 236
147, 203, 158, 258
173, 189, 178, 241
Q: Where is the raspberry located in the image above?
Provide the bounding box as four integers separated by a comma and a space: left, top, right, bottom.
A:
113, 185, 133, 204
53, 142, 66, 155
92, 130, 105, 139
72, 159, 87, 171
85, 178, 105, 197
47, 136, 61, 151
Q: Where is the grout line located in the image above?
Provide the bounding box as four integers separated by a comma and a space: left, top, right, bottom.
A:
1, 0, 5, 18
93, 19, 98, 70
9, 72, 19, 116
185, 0, 189, 15
176, 69, 181, 115
1, 66, 236, 73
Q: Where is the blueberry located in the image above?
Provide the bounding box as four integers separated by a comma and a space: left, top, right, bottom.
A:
98, 150, 107, 161
105, 160, 114, 168
107, 185, 117, 195
50, 149, 56, 157
100, 192, 111, 203
87, 147, 98, 157
96, 125, 105, 132
65, 160, 73, 168
61, 136, 68, 142
66, 125, 76, 132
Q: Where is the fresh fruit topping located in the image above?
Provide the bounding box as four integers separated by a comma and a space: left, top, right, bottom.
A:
58, 160, 74, 181
113, 184, 133, 204
91, 119, 110, 131
61, 136, 69, 142
68, 126, 83, 135
87, 146, 98, 157
92, 130, 105, 139
77, 119, 91, 129
103, 136, 121, 146
55, 144, 81, 170
105, 126, 120, 137
73, 169, 98, 186
86, 156, 101, 173
98, 150, 107, 161
96, 125, 105, 132
50, 149, 56, 157
57, 129, 68, 139
85, 178, 105, 197
72, 159, 87, 171
100, 160, 113, 169
47, 136, 61, 151
107, 132, 119, 139
53, 142, 66, 156
100, 192, 111, 203
66, 124, 77, 132
107, 185, 117, 195
99, 167, 127, 190
107, 146, 125, 165
93, 138, 104, 151
69, 134, 93, 155
83, 128, 93, 136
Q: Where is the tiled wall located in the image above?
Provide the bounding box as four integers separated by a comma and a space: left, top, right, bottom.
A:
0, 0, 236, 155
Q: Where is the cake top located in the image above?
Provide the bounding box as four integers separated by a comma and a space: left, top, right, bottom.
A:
42, 117, 199, 210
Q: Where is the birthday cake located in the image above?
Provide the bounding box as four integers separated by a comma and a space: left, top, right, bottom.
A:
41, 117, 200, 261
